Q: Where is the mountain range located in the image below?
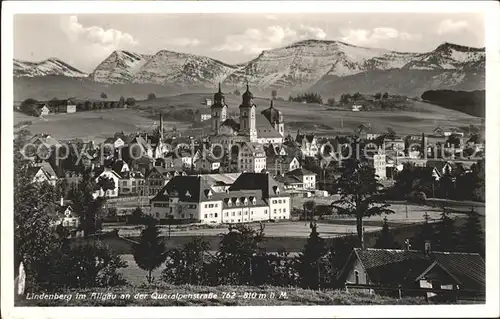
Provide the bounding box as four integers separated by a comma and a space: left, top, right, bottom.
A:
13, 40, 485, 97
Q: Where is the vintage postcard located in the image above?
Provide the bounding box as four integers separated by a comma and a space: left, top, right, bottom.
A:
1, 1, 499, 318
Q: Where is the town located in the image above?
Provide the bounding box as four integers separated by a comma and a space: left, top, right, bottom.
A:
14, 83, 486, 306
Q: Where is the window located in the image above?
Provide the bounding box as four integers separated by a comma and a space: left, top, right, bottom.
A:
278, 200, 282, 204
215, 203, 218, 207
225, 212, 228, 217
354, 270, 360, 284
279, 209, 281, 213
283, 208, 286, 213
204, 214, 208, 218
274, 209, 277, 214
209, 213, 213, 218
156, 213, 160, 218
214, 213, 218, 218
205, 204, 208, 208
238, 211, 242, 216
264, 209, 268, 214
232, 212, 235, 216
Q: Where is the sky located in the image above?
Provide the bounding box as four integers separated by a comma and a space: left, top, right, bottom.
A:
14, 13, 484, 73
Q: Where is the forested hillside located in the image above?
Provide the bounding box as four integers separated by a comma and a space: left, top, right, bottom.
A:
421, 90, 485, 117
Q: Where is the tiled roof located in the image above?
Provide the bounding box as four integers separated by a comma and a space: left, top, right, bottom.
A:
256, 113, 282, 138
275, 174, 303, 185
35, 162, 58, 179
296, 133, 315, 144
353, 248, 485, 291
221, 119, 240, 131
229, 172, 288, 198
287, 168, 316, 177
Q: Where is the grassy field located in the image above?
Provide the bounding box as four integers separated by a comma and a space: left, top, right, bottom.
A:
16, 284, 429, 306
13, 88, 482, 140
13, 108, 191, 142
135, 92, 481, 136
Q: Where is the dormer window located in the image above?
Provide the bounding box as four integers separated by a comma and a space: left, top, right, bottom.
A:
235, 198, 240, 206
207, 189, 213, 199
252, 198, 257, 205
227, 199, 232, 207
185, 190, 191, 198
244, 198, 248, 205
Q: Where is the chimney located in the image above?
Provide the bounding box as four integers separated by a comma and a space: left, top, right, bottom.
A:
424, 240, 431, 255
404, 239, 411, 251
60, 196, 64, 207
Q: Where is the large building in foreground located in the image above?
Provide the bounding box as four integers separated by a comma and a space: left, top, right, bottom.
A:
149, 172, 291, 223
210, 84, 284, 146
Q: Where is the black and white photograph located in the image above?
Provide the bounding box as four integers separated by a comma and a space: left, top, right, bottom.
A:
1, 1, 499, 318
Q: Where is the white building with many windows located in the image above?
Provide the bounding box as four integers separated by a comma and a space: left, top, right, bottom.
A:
149, 172, 290, 223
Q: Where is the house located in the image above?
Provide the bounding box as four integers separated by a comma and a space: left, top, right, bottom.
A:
55, 198, 79, 228
352, 104, 363, 112
383, 136, 405, 156
104, 137, 126, 150
118, 171, 145, 196
426, 160, 456, 177
164, 149, 195, 169
265, 144, 301, 176
194, 155, 221, 172
111, 160, 130, 175
204, 98, 212, 106
274, 174, 303, 191
339, 247, 485, 299
149, 172, 291, 223
51, 98, 77, 113
233, 142, 267, 173
367, 148, 386, 180
199, 110, 212, 122
295, 131, 319, 158
93, 167, 121, 198
128, 135, 153, 158
285, 168, 317, 190
38, 103, 50, 116
27, 162, 58, 186
144, 166, 186, 196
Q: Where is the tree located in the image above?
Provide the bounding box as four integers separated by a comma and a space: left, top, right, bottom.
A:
411, 212, 435, 251
297, 222, 328, 289
216, 224, 265, 285
457, 208, 484, 255
97, 175, 115, 197
434, 208, 459, 252
373, 217, 399, 249
100, 92, 108, 99
326, 235, 360, 288
162, 237, 212, 285
382, 92, 389, 99
147, 93, 156, 100
303, 200, 316, 221
14, 149, 60, 290
332, 160, 395, 248
271, 89, 278, 100
374, 92, 382, 100
327, 97, 336, 107
119, 96, 125, 104
233, 89, 241, 96
133, 224, 167, 284
125, 97, 136, 106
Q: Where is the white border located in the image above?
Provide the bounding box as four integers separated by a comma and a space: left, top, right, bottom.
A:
2, 1, 499, 318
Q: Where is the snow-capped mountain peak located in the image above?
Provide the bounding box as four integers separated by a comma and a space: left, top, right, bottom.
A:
14, 57, 87, 77
89, 50, 152, 83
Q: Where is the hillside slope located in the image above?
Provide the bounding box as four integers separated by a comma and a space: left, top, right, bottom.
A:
14, 58, 87, 77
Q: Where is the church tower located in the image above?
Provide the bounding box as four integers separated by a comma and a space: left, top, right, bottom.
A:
261, 99, 284, 137
239, 84, 257, 142
211, 83, 227, 134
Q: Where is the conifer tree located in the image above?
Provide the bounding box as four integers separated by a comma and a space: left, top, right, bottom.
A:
374, 217, 400, 249
412, 212, 435, 251
297, 222, 328, 289
434, 209, 459, 252
458, 208, 484, 255
133, 224, 167, 284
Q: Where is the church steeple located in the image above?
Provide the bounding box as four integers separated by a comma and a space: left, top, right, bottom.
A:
240, 83, 254, 108
213, 82, 225, 107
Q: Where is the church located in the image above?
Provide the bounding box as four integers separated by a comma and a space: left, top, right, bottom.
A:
209, 84, 284, 146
